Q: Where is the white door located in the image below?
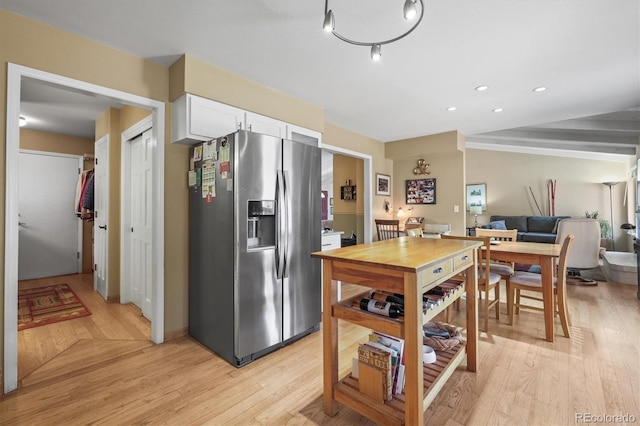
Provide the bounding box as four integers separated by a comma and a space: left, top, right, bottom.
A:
130, 128, 153, 319
94, 136, 109, 299
18, 151, 82, 280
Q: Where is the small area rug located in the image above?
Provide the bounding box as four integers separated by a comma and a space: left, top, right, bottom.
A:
18, 284, 91, 331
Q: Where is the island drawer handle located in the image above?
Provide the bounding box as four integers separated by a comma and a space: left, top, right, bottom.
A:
461, 255, 469, 261
433, 267, 443, 274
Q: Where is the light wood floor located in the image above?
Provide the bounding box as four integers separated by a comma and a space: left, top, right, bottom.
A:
1, 274, 638, 425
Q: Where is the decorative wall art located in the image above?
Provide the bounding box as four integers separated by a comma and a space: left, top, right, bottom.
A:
406, 178, 436, 204
376, 173, 391, 196
412, 159, 430, 175
466, 183, 487, 211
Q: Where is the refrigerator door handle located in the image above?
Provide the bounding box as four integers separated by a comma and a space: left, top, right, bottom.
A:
276, 170, 286, 279
283, 170, 292, 278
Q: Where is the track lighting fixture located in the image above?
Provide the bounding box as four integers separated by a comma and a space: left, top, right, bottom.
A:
323, 0, 424, 61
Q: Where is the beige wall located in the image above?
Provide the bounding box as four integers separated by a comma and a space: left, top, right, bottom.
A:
20, 129, 94, 156
466, 148, 628, 247
20, 129, 95, 272
385, 131, 466, 236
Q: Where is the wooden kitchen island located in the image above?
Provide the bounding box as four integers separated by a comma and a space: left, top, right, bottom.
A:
311, 236, 480, 425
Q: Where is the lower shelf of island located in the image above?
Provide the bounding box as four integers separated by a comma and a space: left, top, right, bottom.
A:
334, 341, 467, 425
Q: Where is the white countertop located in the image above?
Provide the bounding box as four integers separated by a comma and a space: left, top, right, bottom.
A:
322, 231, 344, 236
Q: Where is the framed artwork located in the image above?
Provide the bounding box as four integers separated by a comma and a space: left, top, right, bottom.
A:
376, 173, 391, 196
466, 183, 487, 211
405, 178, 436, 204
340, 185, 356, 200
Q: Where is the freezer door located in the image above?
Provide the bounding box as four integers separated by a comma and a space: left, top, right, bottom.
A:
282, 139, 322, 340
234, 131, 283, 361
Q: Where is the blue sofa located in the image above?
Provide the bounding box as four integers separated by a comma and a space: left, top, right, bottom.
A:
487, 215, 571, 243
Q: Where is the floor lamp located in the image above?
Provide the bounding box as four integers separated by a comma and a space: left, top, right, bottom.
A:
603, 181, 619, 251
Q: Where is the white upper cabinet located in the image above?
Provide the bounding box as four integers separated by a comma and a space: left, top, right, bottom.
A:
245, 112, 287, 139
172, 93, 322, 147
287, 124, 322, 147
172, 94, 243, 144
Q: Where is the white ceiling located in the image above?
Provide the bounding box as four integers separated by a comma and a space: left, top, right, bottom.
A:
6, 0, 640, 158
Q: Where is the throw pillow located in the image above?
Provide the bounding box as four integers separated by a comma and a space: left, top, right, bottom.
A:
488, 220, 507, 230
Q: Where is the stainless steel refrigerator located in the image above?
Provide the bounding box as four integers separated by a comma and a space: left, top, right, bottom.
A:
188, 130, 321, 367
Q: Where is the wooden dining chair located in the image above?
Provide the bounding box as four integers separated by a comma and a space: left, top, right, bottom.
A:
507, 234, 575, 338
405, 224, 423, 237
440, 234, 502, 332
375, 219, 400, 241
474, 228, 518, 296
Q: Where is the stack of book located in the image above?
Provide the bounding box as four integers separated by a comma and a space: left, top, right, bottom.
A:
354, 331, 405, 400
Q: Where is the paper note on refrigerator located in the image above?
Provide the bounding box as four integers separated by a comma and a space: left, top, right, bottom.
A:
202, 160, 215, 199
193, 145, 202, 162
219, 144, 230, 162
188, 170, 197, 188
202, 140, 217, 161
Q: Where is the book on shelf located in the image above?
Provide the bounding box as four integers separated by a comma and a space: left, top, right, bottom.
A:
358, 343, 393, 401
366, 340, 398, 397
369, 331, 405, 395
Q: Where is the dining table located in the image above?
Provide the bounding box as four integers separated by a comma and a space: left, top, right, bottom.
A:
487, 240, 562, 342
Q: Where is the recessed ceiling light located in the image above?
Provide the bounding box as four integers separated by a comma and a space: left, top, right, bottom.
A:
492, 108, 503, 113
446, 106, 457, 111
533, 86, 547, 92
475, 85, 489, 91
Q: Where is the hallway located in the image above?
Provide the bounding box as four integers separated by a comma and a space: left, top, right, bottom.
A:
17, 273, 151, 387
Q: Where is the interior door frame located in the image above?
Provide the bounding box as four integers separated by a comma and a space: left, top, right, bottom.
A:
18, 150, 84, 278
120, 116, 152, 306
4, 63, 166, 394
320, 143, 373, 243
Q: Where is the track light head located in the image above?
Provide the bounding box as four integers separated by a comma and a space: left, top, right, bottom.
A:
371, 44, 382, 61
323, 9, 335, 32
403, 0, 418, 20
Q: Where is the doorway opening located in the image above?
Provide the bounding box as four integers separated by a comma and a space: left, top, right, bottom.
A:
321, 143, 373, 243
4, 63, 165, 394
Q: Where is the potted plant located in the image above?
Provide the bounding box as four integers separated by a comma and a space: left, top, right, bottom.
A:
585, 211, 612, 249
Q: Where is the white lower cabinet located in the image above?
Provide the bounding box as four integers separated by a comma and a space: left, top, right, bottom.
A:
321, 233, 341, 251
321, 232, 342, 307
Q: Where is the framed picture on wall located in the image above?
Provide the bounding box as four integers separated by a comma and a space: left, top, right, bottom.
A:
466, 183, 487, 211
376, 173, 391, 196
405, 178, 436, 204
